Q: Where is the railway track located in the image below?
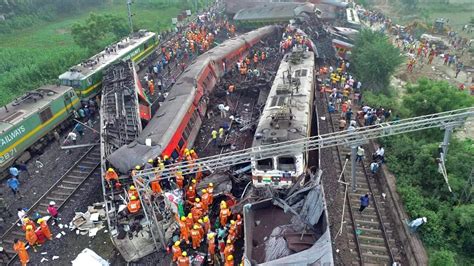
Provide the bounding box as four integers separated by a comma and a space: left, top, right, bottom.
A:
324, 98, 399, 265
0, 145, 100, 264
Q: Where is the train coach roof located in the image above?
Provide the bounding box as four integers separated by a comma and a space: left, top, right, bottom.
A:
233, 3, 315, 21
0, 85, 73, 133
59, 31, 155, 80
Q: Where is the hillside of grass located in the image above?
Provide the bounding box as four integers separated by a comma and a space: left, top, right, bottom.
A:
0, 0, 192, 105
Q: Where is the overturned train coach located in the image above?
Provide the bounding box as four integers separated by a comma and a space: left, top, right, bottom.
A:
107, 26, 281, 174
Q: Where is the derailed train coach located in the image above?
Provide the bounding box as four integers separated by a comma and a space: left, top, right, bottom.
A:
107, 26, 281, 174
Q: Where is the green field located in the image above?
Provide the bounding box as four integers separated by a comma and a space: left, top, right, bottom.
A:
0, 0, 188, 106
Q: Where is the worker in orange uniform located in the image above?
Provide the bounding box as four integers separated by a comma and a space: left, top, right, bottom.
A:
25, 225, 38, 252
150, 176, 162, 194
186, 180, 197, 202
175, 171, 184, 189
236, 214, 243, 238
201, 189, 211, 213
219, 201, 231, 227
203, 216, 211, 234
13, 239, 29, 266
179, 216, 190, 244
228, 220, 237, 242
190, 224, 202, 249
22, 218, 36, 232
105, 167, 120, 189
177, 251, 190, 266
127, 196, 141, 214
128, 185, 139, 199
207, 183, 214, 195
207, 232, 217, 261
185, 213, 194, 231
196, 220, 205, 238
224, 239, 234, 263
190, 149, 198, 160
37, 218, 52, 240
148, 80, 155, 96
225, 255, 234, 266
171, 241, 182, 262
192, 198, 203, 222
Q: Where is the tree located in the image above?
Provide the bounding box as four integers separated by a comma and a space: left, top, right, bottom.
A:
71, 13, 129, 52
351, 29, 402, 93
403, 78, 474, 116
429, 249, 456, 266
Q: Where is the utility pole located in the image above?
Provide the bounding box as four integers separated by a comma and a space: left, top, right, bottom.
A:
127, 0, 134, 34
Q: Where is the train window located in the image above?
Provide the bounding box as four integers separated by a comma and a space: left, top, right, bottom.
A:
256, 158, 273, 171
178, 138, 185, 149
171, 150, 179, 160
39, 107, 53, 123
295, 69, 308, 77
277, 156, 296, 171
183, 126, 191, 140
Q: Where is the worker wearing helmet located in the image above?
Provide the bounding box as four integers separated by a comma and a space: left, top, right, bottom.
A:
25, 225, 38, 251
203, 216, 211, 235
228, 220, 237, 243
225, 255, 234, 266
178, 216, 190, 244
236, 214, 243, 238
175, 171, 184, 189
190, 224, 202, 249
128, 185, 139, 199
201, 189, 211, 212
177, 251, 190, 266
131, 165, 141, 177
207, 232, 217, 259
207, 183, 214, 195
190, 149, 198, 160
186, 184, 196, 203
171, 241, 182, 262
105, 167, 120, 189
145, 159, 154, 169
185, 213, 194, 231
191, 198, 203, 222
38, 218, 52, 240
220, 201, 231, 227
127, 195, 141, 214
196, 220, 205, 237
21, 217, 36, 232
224, 239, 234, 263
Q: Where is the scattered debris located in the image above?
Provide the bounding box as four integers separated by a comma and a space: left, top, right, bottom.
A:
69, 202, 107, 237
41, 258, 49, 263
52, 256, 59, 260
72, 248, 109, 266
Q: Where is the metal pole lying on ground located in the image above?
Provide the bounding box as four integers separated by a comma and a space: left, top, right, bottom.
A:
60, 143, 100, 150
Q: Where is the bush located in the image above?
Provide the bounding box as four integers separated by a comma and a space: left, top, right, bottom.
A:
429, 249, 456, 266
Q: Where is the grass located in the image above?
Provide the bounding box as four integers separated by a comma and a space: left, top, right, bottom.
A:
0, 0, 187, 105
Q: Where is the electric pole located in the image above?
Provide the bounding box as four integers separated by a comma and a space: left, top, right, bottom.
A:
127, 0, 134, 34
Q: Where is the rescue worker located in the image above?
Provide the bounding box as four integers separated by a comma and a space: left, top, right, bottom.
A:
127, 196, 141, 214
105, 168, 120, 189
228, 220, 237, 243
236, 214, 243, 238
190, 224, 202, 249
220, 201, 231, 227
207, 232, 217, 263
211, 129, 218, 146
225, 255, 234, 266
37, 218, 52, 240
185, 213, 194, 231
201, 189, 211, 213
177, 251, 190, 266
35, 228, 46, 245
13, 239, 29, 266
219, 127, 224, 139
192, 198, 203, 221
25, 225, 38, 251
148, 80, 155, 96
190, 149, 199, 160
203, 216, 211, 234
223, 239, 234, 263
179, 216, 190, 244
172, 241, 182, 262
145, 159, 154, 169
196, 220, 205, 238
128, 185, 139, 199
186, 184, 196, 204
131, 165, 141, 177
218, 236, 226, 262
176, 171, 184, 189
150, 175, 162, 194
207, 183, 214, 196
21, 218, 36, 232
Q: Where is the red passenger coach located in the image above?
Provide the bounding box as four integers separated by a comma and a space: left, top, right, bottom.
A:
108, 26, 280, 173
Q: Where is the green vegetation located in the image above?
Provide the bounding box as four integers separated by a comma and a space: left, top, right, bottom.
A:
352, 29, 403, 93
364, 79, 474, 264
0, 0, 214, 106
